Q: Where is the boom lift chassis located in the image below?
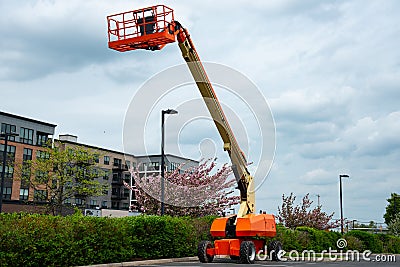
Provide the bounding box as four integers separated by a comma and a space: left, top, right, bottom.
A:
107, 5, 282, 264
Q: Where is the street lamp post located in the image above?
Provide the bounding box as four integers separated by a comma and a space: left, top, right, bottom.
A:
339, 174, 350, 235
161, 109, 178, 216
316, 194, 320, 208
0, 132, 18, 213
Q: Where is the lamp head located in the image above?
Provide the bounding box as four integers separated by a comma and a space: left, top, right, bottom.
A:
163, 109, 178, 115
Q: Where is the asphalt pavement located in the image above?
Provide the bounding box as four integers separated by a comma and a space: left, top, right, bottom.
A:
158, 256, 399, 266
79, 255, 399, 267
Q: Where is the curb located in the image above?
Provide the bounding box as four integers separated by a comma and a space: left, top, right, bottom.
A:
77, 256, 198, 267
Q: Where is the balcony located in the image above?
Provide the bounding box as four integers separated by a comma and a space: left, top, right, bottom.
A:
112, 180, 123, 186
111, 193, 127, 200
113, 163, 128, 171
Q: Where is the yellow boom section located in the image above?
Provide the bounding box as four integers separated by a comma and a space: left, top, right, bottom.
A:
177, 28, 254, 217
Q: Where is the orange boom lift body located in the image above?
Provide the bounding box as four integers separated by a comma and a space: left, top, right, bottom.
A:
107, 5, 281, 264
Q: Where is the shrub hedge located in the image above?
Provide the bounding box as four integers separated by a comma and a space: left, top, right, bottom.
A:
273, 225, 400, 254
273, 225, 341, 252
344, 230, 400, 253
0, 213, 216, 267
1, 213, 399, 266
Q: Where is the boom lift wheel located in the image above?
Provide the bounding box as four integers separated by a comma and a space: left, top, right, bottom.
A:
268, 240, 283, 261
198, 240, 214, 263
240, 241, 256, 264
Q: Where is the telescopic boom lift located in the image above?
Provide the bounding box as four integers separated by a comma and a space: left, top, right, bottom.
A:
107, 5, 281, 264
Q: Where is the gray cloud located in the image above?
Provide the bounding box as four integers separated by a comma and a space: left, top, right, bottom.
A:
0, 0, 399, 223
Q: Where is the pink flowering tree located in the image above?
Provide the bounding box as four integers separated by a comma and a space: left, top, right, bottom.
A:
277, 193, 340, 230
124, 160, 240, 217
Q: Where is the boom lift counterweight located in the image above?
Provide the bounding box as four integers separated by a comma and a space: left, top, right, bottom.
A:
107, 5, 282, 264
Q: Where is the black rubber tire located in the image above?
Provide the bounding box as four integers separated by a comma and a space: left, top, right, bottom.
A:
198, 240, 214, 263
240, 241, 256, 264
268, 240, 283, 261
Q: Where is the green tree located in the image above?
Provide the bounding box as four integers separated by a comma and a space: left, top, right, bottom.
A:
383, 193, 400, 225
388, 213, 400, 237
18, 143, 108, 215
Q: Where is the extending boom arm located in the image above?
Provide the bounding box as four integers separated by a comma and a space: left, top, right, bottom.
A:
176, 25, 255, 217
106, 6, 256, 217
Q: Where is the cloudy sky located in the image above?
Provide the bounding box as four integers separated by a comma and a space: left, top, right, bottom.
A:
1, 0, 399, 223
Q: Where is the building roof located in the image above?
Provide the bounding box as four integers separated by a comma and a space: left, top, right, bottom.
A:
58, 140, 198, 163
0, 111, 57, 128
136, 153, 199, 163
56, 138, 136, 157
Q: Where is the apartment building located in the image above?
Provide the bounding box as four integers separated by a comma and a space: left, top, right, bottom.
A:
0, 111, 56, 212
1, 111, 198, 213
57, 134, 137, 211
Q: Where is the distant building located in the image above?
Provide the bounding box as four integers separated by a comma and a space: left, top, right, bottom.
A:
0, 111, 198, 213
136, 154, 198, 175
0, 111, 56, 212
57, 134, 137, 211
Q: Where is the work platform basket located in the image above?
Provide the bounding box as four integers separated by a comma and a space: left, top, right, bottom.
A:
107, 5, 177, 52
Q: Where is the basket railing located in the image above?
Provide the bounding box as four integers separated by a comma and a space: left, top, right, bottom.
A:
107, 5, 175, 43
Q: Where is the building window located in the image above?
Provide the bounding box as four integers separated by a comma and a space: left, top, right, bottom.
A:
122, 203, 129, 209
89, 199, 97, 208
139, 163, 147, 171
114, 158, 122, 168
113, 172, 121, 182
19, 188, 29, 200
149, 161, 160, 171
36, 132, 49, 146
34, 189, 47, 201
112, 187, 120, 196
94, 154, 99, 163
123, 188, 130, 198
90, 168, 99, 178
23, 148, 33, 161
21, 162, 31, 181
124, 173, 131, 183
170, 162, 179, 172
6, 166, 14, 178
104, 156, 110, 165
2, 187, 12, 200
1, 123, 16, 141
101, 201, 107, 208
126, 160, 131, 169
75, 198, 85, 206
20, 127, 34, 145
64, 198, 71, 204
0, 144, 16, 161
0, 165, 14, 179
103, 169, 110, 180
36, 150, 50, 160
111, 201, 119, 209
